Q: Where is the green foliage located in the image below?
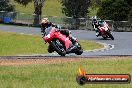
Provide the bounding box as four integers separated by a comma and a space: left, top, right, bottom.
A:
126, 0, 132, 21
14, 0, 32, 6
128, 8, 132, 22
126, 0, 132, 6
89, 0, 101, 8
61, 0, 90, 29
0, 0, 15, 11
14, 0, 45, 26
0, 32, 48, 55
61, 0, 90, 18
97, 0, 130, 21
13, 0, 63, 16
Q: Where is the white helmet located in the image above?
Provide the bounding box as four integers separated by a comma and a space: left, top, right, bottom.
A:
93, 16, 97, 19
41, 18, 49, 24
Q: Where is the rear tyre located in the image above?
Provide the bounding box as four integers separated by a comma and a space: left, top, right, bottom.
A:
51, 39, 66, 56
106, 31, 114, 40
102, 36, 107, 40
74, 42, 83, 55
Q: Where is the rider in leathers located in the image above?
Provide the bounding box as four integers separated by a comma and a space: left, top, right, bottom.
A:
92, 16, 101, 37
40, 18, 77, 54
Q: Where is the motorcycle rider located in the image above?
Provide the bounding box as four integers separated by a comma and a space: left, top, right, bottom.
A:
40, 18, 77, 54
92, 16, 101, 37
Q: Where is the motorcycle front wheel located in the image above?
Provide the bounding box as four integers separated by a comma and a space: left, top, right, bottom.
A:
106, 31, 114, 40
51, 39, 66, 56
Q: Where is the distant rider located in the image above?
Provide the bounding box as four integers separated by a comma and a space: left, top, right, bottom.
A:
92, 16, 101, 37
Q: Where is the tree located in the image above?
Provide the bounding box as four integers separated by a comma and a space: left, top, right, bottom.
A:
128, 10, 132, 21
14, 0, 32, 6
61, 0, 90, 18
61, 0, 90, 29
14, 0, 45, 26
89, 0, 101, 8
33, 0, 45, 26
126, 0, 132, 21
126, 0, 132, 6
97, 0, 130, 21
96, 0, 101, 5
0, 0, 15, 11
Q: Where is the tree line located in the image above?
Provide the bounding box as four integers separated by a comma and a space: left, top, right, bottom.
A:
97, 0, 132, 21
0, 0, 132, 24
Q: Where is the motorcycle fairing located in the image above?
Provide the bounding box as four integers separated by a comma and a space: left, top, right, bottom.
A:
43, 27, 71, 50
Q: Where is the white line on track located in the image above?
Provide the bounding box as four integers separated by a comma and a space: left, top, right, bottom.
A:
84, 42, 114, 52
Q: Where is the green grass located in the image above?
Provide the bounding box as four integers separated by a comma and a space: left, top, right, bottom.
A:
12, 0, 64, 16
11, 0, 98, 17
0, 32, 48, 56
0, 58, 132, 88
79, 40, 103, 51
0, 32, 103, 56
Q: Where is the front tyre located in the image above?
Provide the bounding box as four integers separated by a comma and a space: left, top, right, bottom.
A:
48, 44, 54, 53
51, 39, 66, 56
106, 31, 114, 40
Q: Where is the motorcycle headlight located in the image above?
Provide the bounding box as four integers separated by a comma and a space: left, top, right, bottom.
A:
47, 34, 51, 38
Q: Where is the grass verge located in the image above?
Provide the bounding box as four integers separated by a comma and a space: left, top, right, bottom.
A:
0, 32, 103, 56
12, 0, 63, 16
0, 57, 132, 88
11, 0, 98, 17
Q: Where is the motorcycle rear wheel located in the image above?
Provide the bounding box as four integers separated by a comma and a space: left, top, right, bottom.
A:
102, 36, 107, 40
74, 42, 83, 55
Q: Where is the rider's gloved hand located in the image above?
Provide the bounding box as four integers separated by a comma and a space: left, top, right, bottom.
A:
42, 33, 44, 36
55, 25, 61, 30
41, 32, 46, 36
55, 28, 60, 32
69, 31, 71, 34
56, 25, 61, 29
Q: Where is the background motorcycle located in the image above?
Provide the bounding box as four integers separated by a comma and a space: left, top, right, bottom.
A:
98, 21, 114, 40
43, 27, 83, 56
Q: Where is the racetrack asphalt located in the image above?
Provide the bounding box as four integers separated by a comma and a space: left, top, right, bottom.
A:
0, 25, 132, 57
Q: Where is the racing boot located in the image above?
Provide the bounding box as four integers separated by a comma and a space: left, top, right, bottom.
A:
96, 31, 99, 37
95, 29, 100, 37
69, 35, 77, 44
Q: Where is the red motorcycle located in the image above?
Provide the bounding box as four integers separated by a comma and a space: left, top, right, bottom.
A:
98, 21, 114, 40
42, 27, 83, 56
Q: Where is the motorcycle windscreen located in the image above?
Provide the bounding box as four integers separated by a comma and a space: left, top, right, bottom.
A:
44, 26, 52, 36
100, 23, 105, 27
